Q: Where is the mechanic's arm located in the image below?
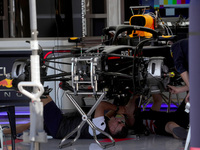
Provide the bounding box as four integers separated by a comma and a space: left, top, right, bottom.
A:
180, 71, 189, 88
168, 71, 190, 102
168, 85, 189, 94
94, 101, 125, 118
124, 95, 139, 127
181, 71, 190, 102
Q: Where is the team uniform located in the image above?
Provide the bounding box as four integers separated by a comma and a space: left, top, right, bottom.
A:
43, 101, 108, 139
171, 38, 188, 74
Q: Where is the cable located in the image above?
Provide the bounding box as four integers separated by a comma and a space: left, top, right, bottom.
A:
60, 91, 65, 109
56, 85, 61, 108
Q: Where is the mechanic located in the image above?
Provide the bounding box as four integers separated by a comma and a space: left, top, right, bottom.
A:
3, 95, 129, 139
145, 39, 189, 113
168, 38, 189, 102
147, 39, 189, 111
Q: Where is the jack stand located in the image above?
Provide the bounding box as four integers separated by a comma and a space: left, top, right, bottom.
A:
22, 102, 47, 150
17, 0, 48, 149
18, 55, 47, 150
59, 92, 115, 149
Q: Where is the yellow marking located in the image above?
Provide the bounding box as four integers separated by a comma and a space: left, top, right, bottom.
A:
70, 37, 79, 40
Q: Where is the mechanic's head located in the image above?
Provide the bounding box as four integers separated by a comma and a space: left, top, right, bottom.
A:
108, 115, 128, 138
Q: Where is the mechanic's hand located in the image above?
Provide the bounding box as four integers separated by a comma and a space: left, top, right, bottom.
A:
185, 92, 190, 103
168, 85, 184, 94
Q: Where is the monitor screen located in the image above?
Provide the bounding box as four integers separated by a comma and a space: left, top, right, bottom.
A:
141, 0, 190, 17
154, 0, 190, 9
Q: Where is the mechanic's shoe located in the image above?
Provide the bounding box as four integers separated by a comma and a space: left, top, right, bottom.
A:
40, 87, 53, 99
16, 133, 23, 139
2, 126, 9, 130
172, 127, 188, 140
2, 126, 10, 135
43, 87, 53, 95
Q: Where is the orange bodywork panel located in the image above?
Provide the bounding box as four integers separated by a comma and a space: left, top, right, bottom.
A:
129, 14, 154, 38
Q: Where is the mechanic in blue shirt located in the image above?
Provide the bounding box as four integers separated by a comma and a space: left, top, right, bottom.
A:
168, 38, 189, 102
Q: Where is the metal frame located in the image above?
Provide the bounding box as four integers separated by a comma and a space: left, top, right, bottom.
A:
139, 92, 181, 112
59, 55, 115, 148
161, 93, 180, 112
59, 92, 115, 149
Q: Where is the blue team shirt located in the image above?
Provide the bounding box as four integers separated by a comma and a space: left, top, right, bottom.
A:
171, 39, 189, 74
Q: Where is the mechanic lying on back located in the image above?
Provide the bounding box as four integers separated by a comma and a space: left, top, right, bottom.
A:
4, 93, 189, 140
3, 95, 129, 139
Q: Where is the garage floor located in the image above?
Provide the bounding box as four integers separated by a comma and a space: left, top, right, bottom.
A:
1, 102, 188, 150
3, 133, 187, 150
